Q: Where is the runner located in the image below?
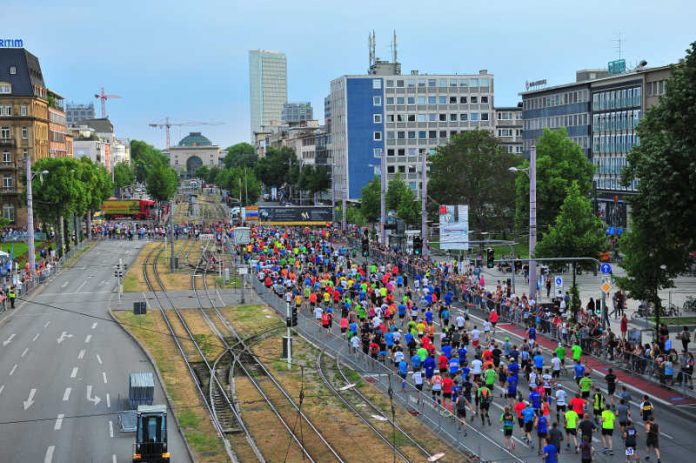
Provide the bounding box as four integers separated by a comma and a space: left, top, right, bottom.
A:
542, 436, 559, 463
564, 405, 580, 452
640, 394, 654, 422
605, 367, 618, 404
600, 404, 615, 455
645, 416, 661, 463
500, 406, 516, 451
578, 435, 595, 463
535, 412, 550, 455
521, 400, 537, 446
477, 383, 493, 426
623, 419, 640, 462
554, 384, 568, 423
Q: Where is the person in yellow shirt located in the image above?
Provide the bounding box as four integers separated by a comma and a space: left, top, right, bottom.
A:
599, 405, 615, 455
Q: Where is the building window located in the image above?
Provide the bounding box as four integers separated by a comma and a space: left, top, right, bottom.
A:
372, 79, 382, 89
460, 114, 468, 121
0, 127, 9, 139
481, 96, 489, 104
438, 96, 447, 105
373, 114, 382, 124
2, 151, 10, 164
0, 83, 11, 94
396, 97, 405, 105
397, 131, 405, 139
407, 97, 415, 105
3, 175, 12, 188
470, 113, 480, 121
387, 149, 395, 156
373, 131, 382, 141
386, 97, 394, 105
470, 96, 478, 104
428, 96, 436, 105
396, 80, 404, 88
373, 148, 383, 158
9, 66, 17, 75
460, 96, 467, 104
21, 127, 28, 139
449, 113, 457, 121
387, 166, 395, 174
20, 105, 27, 116
481, 113, 489, 121
386, 80, 394, 88
2, 203, 14, 221
373, 96, 382, 106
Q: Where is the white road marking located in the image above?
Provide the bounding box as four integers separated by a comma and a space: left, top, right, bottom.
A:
91, 322, 98, 329
102, 372, 108, 384
106, 392, 111, 408
9, 364, 17, 376
60, 281, 69, 289
70, 367, 78, 378
21, 347, 29, 358
44, 321, 51, 328
56, 332, 73, 344
44, 445, 55, 463
96, 354, 102, 365
0, 384, 4, 396
77, 349, 86, 360
75, 280, 88, 292
109, 420, 114, 438
112, 455, 117, 463
2, 333, 15, 346
661, 431, 674, 440
84, 334, 92, 344
86, 384, 101, 406
62, 387, 71, 401
32, 333, 40, 342
54, 414, 64, 430
23, 388, 36, 410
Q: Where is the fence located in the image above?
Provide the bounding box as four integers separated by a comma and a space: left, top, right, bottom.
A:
250, 276, 524, 463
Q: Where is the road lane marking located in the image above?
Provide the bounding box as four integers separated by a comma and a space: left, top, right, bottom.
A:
106, 392, 111, 408
0, 384, 4, 396
44, 445, 55, 463
21, 347, 29, 358
44, 321, 51, 328
102, 372, 108, 384
84, 334, 92, 344
54, 414, 64, 430
70, 367, 78, 378
63, 387, 71, 401
9, 364, 17, 376
61, 281, 69, 289
661, 431, 674, 440
32, 333, 40, 342
91, 322, 98, 329
2, 333, 15, 346
78, 349, 86, 360
23, 388, 36, 409
96, 354, 102, 365
86, 384, 101, 406
109, 420, 114, 438
56, 332, 73, 344
76, 281, 87, 292
112, 455, 117, 463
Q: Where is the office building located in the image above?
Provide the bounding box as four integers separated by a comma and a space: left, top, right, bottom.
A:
0, 47, 75, 224
494, 104, 523, 154
521, 63, 671, 227
281, 102, 313, 123
66, 102, 95, 126
328, 68, 494, 200
249, 50, 287, 139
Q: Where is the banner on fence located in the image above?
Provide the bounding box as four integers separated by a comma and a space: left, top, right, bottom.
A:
439, 205, 469, 250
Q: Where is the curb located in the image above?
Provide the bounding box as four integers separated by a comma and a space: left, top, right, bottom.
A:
462, 307, 696, 422
108, 307, 198, 463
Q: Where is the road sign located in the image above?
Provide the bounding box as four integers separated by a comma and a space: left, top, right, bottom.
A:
554, 276, 563, 287
600, 263, 612, 274
601, 281, 612, 294
237, 267, 248, 275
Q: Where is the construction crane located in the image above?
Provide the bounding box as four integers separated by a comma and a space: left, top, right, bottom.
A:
148, 117, 223, 149
94, 87, 121, 118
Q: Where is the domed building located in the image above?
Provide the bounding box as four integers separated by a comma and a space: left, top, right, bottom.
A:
165, 132, 223, 177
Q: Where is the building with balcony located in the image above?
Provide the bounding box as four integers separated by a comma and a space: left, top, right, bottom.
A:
249, 50, 287, 139
494, 104, 523, 155
66, 102, 95, 126
48, 90, 73, 159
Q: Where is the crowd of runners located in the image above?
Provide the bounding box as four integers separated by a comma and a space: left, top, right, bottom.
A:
239, 225, 668, 463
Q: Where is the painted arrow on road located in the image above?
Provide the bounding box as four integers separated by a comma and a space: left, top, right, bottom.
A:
56, 332, 73, 344
3, 333, 16, 346
86, 385, 101, 406
23, 388, 36, 410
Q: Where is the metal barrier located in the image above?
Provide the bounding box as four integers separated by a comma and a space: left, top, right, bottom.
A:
250, 276, 523, 463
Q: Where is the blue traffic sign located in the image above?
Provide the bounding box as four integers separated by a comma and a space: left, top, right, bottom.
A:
554, 276, 563, 287
600, 263, 612, 274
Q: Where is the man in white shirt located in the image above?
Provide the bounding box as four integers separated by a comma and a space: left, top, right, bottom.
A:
314, 305, 323, 321
471, 357, 483, 380
554, 385, 568, 422
456, 314, 465, 330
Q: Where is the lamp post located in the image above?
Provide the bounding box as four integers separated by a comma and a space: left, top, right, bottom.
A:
509, 145, 537, 300
24, 155, 48, 281
380, 149, 387, 245
421, 152, 428, 257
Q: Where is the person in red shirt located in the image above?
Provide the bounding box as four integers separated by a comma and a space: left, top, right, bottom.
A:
442, 374, 454, 410
620, 314, 628, 340
490, 310, 499, 331
482, 347, 493, 362
569, 393, 586, 416
514, 398, 527, 430
438, 354, 449, 373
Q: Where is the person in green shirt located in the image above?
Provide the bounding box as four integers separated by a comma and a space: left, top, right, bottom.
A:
571, 343, 582, 362
579, 373, 593, 399
417, 346, 428, 363
484, 365, 498, 387
555, 343, 567, 365
600, 405, 615, 455
564, 408, 580, 450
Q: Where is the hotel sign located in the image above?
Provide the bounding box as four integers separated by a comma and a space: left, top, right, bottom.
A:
0, 39, 24, 48
525, 79, 547, 91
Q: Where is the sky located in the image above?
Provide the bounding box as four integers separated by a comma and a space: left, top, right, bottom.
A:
4, 0, 695, 149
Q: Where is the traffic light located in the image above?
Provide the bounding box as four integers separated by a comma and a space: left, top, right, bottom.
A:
291, 308, 298, 327
413, 236, 422, 256
486, 248, 495, 268
114, 263, 126, 279
362, 237, 369, 257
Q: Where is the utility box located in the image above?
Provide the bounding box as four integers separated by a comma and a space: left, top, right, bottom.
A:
129, 372, 155, 409
281, 336, 293, 360
133, 301, 147, 315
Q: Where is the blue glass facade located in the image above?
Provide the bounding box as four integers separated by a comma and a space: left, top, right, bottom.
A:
346, 77, 384, 198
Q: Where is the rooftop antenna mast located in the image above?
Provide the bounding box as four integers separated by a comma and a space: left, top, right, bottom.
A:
369, 30, 376, 66
392, 30, 398, 63
614, 33, 624, 59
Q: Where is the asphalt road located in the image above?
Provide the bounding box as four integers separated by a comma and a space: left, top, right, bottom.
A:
0, 240, 192, 463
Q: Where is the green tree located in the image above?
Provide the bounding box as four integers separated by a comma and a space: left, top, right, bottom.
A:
360, 177, 381, 222
223, 142, 258, 169
255, 146, 295, 188
130, 140, 168, 182
385, 174, 409, 211
308, 166, 331, 196
396, 186, 420, 226
534, 182, 607, 311
618, 42, 696, 310
429, 130, 519, 234
214, 167, 261, 206
113, 161, 135, 191
146, 164, 178, 202
194, 165, 210, 182
515, 128, 594, 237
76, 158, 112, 240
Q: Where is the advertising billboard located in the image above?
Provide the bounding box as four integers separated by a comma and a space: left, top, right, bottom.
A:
439, 205, 469, 250
258, 206, 333, 225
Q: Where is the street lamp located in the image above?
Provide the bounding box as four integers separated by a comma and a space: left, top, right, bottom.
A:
24, 154, 48, 281
509, 145, 537, 300
421, 151, 428, 257
368, 160, 387, 246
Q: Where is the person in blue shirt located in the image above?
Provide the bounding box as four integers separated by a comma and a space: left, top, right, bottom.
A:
423, 355, 436, 381
534, 351, 545, 373
442, 344, 452, 359
448, 357, 460, 376
535, 414, 549, 453
509, 348, 520, 362
396, 275, 404, 288
542, 437, 558, 463
458, 346, 468, 363
530, 388, 542, 413
398, 303, 406, 319
444, 291, 453, 306
398, 359, 409, 379
441, 307, 450, 327
385, 331, 394, 349
527, 326, 537, 341
425, 308, 434, 324
461, 362, 471, 383
507, 375, 518, 402
521, 402, 537, 445
508, 359, 520, 378
411, 354, 422, 370
573, 361, 586, 384
404, 332, 414, 348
